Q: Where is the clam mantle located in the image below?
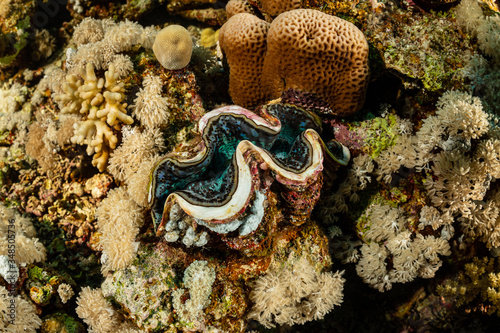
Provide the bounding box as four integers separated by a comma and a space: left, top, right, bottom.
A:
148, 103, 350, 240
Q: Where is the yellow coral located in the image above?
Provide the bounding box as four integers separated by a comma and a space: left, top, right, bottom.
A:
55, 63, 133, 171
438, 257, 500, 315
199, 28, 219, 48
153, 25, 192, 70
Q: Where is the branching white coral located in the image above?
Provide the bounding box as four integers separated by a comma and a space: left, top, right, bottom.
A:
459, 188, 500, 248
73, 18, 105, 47
356, 204, 451, 292
363, 204, 405, 242
322, 90, 499, 257
0, 203, 46, 266
375, 134, 417, 183
418, 205, 454, 231
248, 256, 344, 328
0, 286, 41, 333
455, 0, 500, 60
76, 287, 144, 333
69, 18, 155, 72
356, 242, 391, 292
435, 90, 489, 140
109, 54, 134, 79
139, 26, 159, 49
108, 126, 164, 182
96, 187, 143, 273
105, 20, 142, 52
132, 74, 171, 129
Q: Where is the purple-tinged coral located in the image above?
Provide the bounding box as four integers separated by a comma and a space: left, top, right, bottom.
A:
280, 88, 334, 115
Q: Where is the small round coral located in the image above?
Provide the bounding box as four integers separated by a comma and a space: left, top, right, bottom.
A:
153, 25, 193, 70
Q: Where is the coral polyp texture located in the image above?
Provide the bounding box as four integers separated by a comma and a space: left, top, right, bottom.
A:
225, 0, 255, 18
153, 25, 193, 70
264, 9, 369, 116
260, 0, 303, 17
219, 9, 370, 115
226, 0, 302, 18
219, 13, 270, 108
149, 103, 350, 248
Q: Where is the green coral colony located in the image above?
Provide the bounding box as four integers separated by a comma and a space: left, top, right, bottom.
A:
0, 0, 500, 332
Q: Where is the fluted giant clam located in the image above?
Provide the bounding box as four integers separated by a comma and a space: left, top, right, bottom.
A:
148, 103, 349, 250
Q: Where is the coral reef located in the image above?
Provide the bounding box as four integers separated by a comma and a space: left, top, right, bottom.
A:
76, 287, 143, 332
438, 257, 500, 315
355, 203, 451, 291
132, 75, 170, 129
96, 187, 143, 273
101, 221, 339, 332
362, 0, 478, 92
219, 13, 270, 108
171, 260, 216, 326
0, 82, 29, 134
2, 0, 500, 331
263, 9, 370, 116
318, 88, 499, 292
65, 18, 154, 72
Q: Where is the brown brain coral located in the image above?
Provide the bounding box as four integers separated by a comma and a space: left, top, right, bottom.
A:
263, 9, 370, 116
225, 0, 254, 18
260, 0, 302, 17
219, 13, 270, 107
219, 9, 370, 116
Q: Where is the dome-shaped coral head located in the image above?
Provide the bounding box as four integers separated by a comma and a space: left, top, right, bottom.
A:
153, 25, 192, 70
219, 9, 370, 116
148, 104, 350, 250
